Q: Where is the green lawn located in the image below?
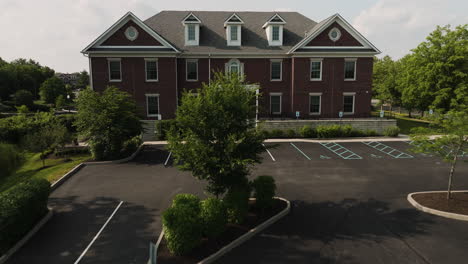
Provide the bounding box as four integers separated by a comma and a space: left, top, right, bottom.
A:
372, 111, 435, 135
0, 152, 91, 193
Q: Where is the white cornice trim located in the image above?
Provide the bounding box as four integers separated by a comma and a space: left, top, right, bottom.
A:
224, 13, 245, 27
262, 13, 287, 28
182, 12, 201, 24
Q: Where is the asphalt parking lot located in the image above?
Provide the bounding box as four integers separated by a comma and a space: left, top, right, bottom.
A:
7, 141, 468, 264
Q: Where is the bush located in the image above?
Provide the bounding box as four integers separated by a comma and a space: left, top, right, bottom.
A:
0, 143, 23, 180
121, 135, 142, 157
0, 112, 56, 144
285, 129, 296, 138
0, 178, 51, 255
155, 120, 178, 140
251, 176, 276, 209
299, 125, 316, 138
258, 129, 270, 139
162, 194, 202, 255
384, 126, 400, 137
224, 188, 250, 224
200, 198, 227, 238
39, 76, 66, 104
56, 114, 77, 134
269, 129, 284, 138
364, 129, 378, 137
14, 90, 33, 107
15, 105, 29, 114
316, 125, 342, 138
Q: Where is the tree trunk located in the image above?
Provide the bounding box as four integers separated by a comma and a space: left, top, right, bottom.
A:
447, 144, 462, 199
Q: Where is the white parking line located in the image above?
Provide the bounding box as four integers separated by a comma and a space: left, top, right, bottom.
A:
262, 144, 276, 162
74, 201, 124, 264
290, 143, 311, 160
164, 151, 172, 166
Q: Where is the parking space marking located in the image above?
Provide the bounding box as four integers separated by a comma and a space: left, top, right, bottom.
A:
363, 142, 413, 158
74, 201, 124, 264
290, 143, 311, 160
164, 151, 172, 166
262, 144, 276, 161
319, 142, 362, 160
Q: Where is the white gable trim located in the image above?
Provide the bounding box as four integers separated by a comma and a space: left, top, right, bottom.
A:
81, 12, 179, 53
224, 13, 244, 27
182, 12, 201, 24
288, 13, 380, 54
262, 13, 286, 28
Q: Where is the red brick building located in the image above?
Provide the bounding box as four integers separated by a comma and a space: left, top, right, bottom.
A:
82, 11, 380, 120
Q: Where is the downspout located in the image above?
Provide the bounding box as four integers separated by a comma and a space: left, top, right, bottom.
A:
291, 56, 295, 116
82, 53, 93, 90
175, 56, 178, 111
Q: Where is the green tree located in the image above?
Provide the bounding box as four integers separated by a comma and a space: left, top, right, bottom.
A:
75, 70, 90, 89
14, 89, 33, 107
411, 109, 468, 199
75, 86, 142, 160
373, 56, 401, 110
55, 95, 65, 109
167, 72, 265, 196
39, 76, 66, 104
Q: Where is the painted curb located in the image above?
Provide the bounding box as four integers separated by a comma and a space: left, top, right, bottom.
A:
0, 208, 53, 264
407, 190, 468, 222
198, 197, 290, 264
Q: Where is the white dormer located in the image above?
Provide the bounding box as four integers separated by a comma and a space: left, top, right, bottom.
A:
263, 14, 286, 46
182, 13, 201, 46
224, 13, 244, 46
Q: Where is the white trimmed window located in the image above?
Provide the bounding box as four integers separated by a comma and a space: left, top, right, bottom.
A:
145, 59, 158, 82
188, 24, 196, 41
309, 93, 321, 115
272, 26, 280, 41
186, 59, 198, 81
270, 60, 282, 81
146, 94, 160, 118
184, 23, 200, 46
343, 92, 355, 114
226, 59, 243, 77
310, 59, 322, 81
270, 93, 282, 114
344, 59, 357, 81
108, 58, 121, 82
227, 25, 241, 46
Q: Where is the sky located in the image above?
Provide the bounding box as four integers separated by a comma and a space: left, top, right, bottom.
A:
0, 0, 466, 73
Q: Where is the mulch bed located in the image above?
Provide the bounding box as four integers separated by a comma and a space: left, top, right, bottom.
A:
412, 192, 468, 215
157, 198, 287, 264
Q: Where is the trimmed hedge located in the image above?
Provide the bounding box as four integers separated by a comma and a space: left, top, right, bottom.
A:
260, 125, 379, 139
299, 125, 316, 138
0, 143, 23, 180
200, 198, 227, 238
383, 126, 400, 137
251, 176, 276, 209
0, 178, 51, 255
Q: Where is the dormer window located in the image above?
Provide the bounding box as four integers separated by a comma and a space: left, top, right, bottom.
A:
263, 14, 286, 46
224, 14, 244, 46
182, 13, 201, 46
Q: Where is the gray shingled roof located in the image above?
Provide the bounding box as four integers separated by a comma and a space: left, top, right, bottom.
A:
144, 11, 317, 54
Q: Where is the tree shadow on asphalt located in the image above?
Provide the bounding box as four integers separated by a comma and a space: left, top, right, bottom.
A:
219, 198, 434, 264
131, 145, 171, 165
9, 196, 157, 264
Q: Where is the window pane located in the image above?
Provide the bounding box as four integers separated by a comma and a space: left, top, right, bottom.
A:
230, 26, 238, 41
272, 26, 280, 41
310, 61, 321, 79
343, 95, 354, 113
188, 25, 196, 41
146, 61, 158, 80
109, 61, 121, 80
187, 61, 197, 80
344, 61, 355, 79
270, 95, 281, 113
147, 96, 159, 116
271, 61, 281, 80
230, 62, 239, 74
310, 96, 320, 113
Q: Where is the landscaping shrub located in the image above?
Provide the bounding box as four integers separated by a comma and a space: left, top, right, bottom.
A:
0, 143, 23, 180
285, 129, 296, 138
299, 125, 316, 138
0, 178, 51, 255
269, 129, 284, 138
316, 125, 342, 138
155, 120, 178, 140
251, 176, 276, 209
224, 187, 250, 224
0, 112, 56, 144
56, 114, 77, 134
259, 129, 270, 139
200, 198, 227, 238
162, 194, 202, 255
121, 135, 142, 157
364, 129, 378, 137
15, 105, 29, 114
384, 126, 400, 137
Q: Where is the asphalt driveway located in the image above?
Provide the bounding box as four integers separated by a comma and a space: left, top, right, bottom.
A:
7, 141, 468, 264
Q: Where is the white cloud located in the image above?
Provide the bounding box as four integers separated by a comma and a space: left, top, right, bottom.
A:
353, 0, 467, 59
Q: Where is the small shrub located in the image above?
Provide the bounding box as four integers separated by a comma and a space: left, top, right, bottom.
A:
258, 129, 270, 139
285, 129, 296, 138
299, 125, 316, 138
172, 193, 201, 212
269, 129, 284, 138
0, 143, 23, 180
384, 126, 400, 137
364, 129, 378, 137
200, 198, 227, 238
121, 135, 142, 157
0, 178, 51, 255
224, 188, 250, 224
316, 125, 342, 138
251, 176, 276, 209
15, 105, 29, 114
155, 120, 178, 140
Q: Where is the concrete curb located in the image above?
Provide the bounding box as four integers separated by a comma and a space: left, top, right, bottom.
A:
51, 163, 86, 191
407, 190, 468, 222
144, 137, 411, 144
0, 208, 53, 264
198, 197, 291, 264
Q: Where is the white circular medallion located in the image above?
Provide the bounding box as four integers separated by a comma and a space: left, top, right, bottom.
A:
125, 26, 138, 41
328, 27, 341, 42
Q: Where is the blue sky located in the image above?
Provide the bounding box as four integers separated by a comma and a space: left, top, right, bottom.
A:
0, 0, 466, 72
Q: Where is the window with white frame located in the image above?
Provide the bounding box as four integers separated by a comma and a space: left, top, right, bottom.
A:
146, 94, 160, 118
187, 24, 196, 41
270, 93, 282, 114
309, 93, 321, 114
145, 59, 158, 81
270, 60, 282, 81
108, 59, 121, 81
272, 26, 280, 41
344, 59, 357, 80
310, 59, 322, 81
343, 93, 355, 114
186, 59, 198, 81
230, 25, 238, 41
